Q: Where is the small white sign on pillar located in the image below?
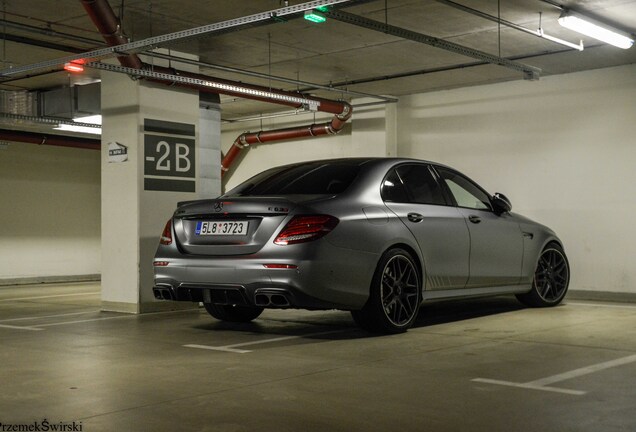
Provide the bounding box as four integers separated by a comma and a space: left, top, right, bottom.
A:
108, 141, 128, 163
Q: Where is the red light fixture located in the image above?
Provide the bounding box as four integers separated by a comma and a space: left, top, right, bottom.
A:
64, 62, 85, 73
153, 261, 170, 267
160, 219, 173, 245
274, 215, 339, 245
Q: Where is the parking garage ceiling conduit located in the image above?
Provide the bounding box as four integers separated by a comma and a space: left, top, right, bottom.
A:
434, 0, 583, 51
324, 9, 542, 80
80, 0, 354, 179
144, 51, 398, 104
0, 0, 358, 78
0, 128, 100, 150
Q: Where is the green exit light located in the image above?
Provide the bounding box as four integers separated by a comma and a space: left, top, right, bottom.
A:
304, 10, 327, 23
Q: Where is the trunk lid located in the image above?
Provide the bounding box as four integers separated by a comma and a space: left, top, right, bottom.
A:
173, 197, 296, 256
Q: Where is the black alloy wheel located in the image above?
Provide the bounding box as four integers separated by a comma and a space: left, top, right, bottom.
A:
517, 243, 570, 307
352, 248, 421, 333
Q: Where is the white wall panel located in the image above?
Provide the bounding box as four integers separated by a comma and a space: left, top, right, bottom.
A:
398, 64, 636, 294
0, 144, 101, 281
221, 64, 636, 295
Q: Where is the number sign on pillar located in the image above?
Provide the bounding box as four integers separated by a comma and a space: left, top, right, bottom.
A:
143, 119, 196, 192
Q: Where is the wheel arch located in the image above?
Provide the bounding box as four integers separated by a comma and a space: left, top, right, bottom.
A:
540, 236, 566, 255
383, 242, 426, 293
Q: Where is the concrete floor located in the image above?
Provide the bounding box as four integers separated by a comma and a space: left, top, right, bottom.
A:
1, 282, 635, 431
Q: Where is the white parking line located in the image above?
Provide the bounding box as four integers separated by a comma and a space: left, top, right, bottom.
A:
566, 302, 636, 310
0, 308, 197, 331
184, 329, 349, 353
0, 292, 100, 302
0, 311, 97, 323
34, 308, 197, 328
527, 353, 636, 386
36, 315, 137, 327
0, 323, 44, 331
183, 344, 252, 354
473, 353, 636, 396
471, 378, 586, 396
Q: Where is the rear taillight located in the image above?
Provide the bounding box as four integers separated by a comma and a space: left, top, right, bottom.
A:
263, 264, 298, 269
274, 215, 339, 245
160, 219, 173, 245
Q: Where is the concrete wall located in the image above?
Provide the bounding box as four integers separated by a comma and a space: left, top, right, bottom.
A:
0, 143, 101, 282
2, 63, 633, 295
398, 64, 636, 294
222, 64, 636, 295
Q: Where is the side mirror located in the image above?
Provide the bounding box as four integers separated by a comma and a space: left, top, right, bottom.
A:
492, 193, 512, 215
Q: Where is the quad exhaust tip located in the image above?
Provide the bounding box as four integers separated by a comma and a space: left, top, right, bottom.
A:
254, 292, 291, 307
153, 287, 175, 301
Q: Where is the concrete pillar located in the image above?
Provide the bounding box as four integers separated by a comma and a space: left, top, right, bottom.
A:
350, 98, 399, 157
198, 96, 222, 199
100, 61, 220, 313
385, 102, 398, 157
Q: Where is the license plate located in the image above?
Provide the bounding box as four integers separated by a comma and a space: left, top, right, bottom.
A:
195, 221, 249, 236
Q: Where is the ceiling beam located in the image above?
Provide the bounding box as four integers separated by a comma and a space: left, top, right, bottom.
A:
145, 51, 398, 103
325, 9, 542, 80
1, 34, 89, 54
0, 18, 104, 47
434, 0, 583, 51
0, 0, 357, 79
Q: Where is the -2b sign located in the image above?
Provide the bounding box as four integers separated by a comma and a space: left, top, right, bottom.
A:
144, 135, 195, 178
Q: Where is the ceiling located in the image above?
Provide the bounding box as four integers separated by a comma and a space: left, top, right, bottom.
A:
1, 0, 635, 127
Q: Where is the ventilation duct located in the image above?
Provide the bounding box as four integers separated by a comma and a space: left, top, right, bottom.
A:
0, 91, 37, 116
39, 82, 101, 119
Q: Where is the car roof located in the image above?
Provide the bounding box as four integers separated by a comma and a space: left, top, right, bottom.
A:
266, 157, 447, 171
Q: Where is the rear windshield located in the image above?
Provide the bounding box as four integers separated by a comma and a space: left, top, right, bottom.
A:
225, 161, 361, 196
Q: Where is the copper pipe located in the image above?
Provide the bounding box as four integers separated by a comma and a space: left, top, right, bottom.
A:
80, 0, 354, 178
79, 0, 142, 69
79, 0, 348, 116
0, 129, 100, 150
221, 104, 352, 176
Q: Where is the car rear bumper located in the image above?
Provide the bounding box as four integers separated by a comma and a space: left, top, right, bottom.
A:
153, 278, 354, 310
152, 242, 379, 310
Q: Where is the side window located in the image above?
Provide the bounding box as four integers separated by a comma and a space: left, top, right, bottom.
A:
381, 169, 409, 203
396, 165, 447, 206
437, 168, 492, 211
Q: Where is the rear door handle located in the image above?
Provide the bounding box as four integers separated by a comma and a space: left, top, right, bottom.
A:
468, 215, 481, 224
407, 212, 424, 223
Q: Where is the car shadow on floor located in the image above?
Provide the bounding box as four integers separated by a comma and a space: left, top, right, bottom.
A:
413, 295, 527, 328
190, 296, 528, 341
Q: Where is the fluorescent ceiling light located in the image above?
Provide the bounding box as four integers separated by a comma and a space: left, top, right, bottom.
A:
73, 114, 102, 125
538, 28, 583, 51
53, 114, 102, 135
558, 11, 634, 49
54, 123, 101, 135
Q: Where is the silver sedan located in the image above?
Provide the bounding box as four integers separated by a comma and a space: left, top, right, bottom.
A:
153, 158, 570, 333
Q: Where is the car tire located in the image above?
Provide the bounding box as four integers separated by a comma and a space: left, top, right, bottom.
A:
351, 248, 422, 334
516, 242, 570, 307
203, 303, 264, 322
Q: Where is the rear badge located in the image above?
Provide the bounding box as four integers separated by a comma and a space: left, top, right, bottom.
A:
268, 207, 289, 213
214, 202, 223, 212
